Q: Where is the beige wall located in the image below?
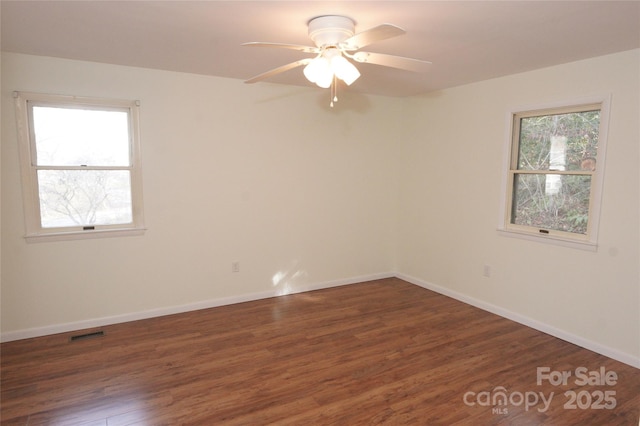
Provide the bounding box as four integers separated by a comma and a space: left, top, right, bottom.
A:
398, 49, 639, 365
2, 50, 638, 366
1, 53, 400, 336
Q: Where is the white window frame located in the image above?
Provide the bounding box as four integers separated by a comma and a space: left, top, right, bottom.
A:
498, 95, 610, 251
14, 91, 146, 242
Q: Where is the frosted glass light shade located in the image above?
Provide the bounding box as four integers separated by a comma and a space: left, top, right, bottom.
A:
304, 57, 329, 83
303, 52, 360, 88
331, 56, 360, 86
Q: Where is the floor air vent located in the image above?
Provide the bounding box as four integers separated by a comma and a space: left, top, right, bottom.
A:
70, 331, 105, 342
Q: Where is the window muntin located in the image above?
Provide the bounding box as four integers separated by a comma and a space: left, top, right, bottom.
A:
503, 101, 607, 246
15, 92, 145, 241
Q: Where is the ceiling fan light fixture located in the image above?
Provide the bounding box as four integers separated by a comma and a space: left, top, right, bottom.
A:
331, 55, 360, 85
304, 50, 360, 88
244, 15, 431, 105
303, 56, 332, 87
315, 71, 333, 89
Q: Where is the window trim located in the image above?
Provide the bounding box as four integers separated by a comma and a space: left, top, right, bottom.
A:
14, 91, 146, 242
498, 95, 611, 250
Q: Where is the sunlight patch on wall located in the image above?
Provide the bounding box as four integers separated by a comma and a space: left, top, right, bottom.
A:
272, 260, 309, 296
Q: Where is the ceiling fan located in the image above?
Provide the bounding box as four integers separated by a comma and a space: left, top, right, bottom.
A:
243, 15, 432, 106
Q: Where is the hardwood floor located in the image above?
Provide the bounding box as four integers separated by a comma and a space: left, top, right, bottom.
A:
1, 278, 638, 425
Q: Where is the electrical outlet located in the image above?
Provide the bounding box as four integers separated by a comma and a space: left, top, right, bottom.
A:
483, 264, 491, 278
232, 262, 240, 273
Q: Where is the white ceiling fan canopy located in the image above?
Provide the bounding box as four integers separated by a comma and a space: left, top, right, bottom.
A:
308, 15, 355, 48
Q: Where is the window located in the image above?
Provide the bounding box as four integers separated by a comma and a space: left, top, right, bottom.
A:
14, 92, 145, 242
501, 97, 610, 249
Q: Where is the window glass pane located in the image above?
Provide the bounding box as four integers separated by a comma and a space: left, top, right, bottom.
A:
32, 106, 130, 166
511, 173, 591, 234
517, 110, 600, 171
37, 170, 132, 228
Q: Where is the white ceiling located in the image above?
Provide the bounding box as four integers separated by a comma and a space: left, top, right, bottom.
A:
2, 1, 639, 97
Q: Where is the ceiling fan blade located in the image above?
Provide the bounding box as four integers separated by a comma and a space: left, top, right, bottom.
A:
244, 58, 313, 84
352, 51, 432, 72
242, 42, 319, 54
341, 24, 406, 51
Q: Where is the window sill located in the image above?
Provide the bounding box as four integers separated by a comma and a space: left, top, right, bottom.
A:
25, 227, 146, 243
497, 229, 597, 252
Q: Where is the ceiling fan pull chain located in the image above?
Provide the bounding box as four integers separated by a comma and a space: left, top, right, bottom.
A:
330, 77, 335, 107
330, 75, 338, 107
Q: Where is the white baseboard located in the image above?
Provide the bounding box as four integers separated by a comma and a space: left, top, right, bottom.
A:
0, 272, 394, 343
396, 272, 640, 369
3, 271, 638, 370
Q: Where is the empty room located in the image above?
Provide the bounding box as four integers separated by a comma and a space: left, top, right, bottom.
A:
1, 1, 639, 425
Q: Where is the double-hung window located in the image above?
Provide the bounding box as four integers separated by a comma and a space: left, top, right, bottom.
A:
501, 97, 610, 249
14, 92, 145, 242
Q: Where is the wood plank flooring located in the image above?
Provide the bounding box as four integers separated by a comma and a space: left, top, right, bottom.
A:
1, 278, 638, 425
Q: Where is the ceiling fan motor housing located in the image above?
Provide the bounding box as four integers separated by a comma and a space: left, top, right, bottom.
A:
308, 15, 355, 47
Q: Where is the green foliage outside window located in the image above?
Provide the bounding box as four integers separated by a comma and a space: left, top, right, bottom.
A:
511, 110, 600, 235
